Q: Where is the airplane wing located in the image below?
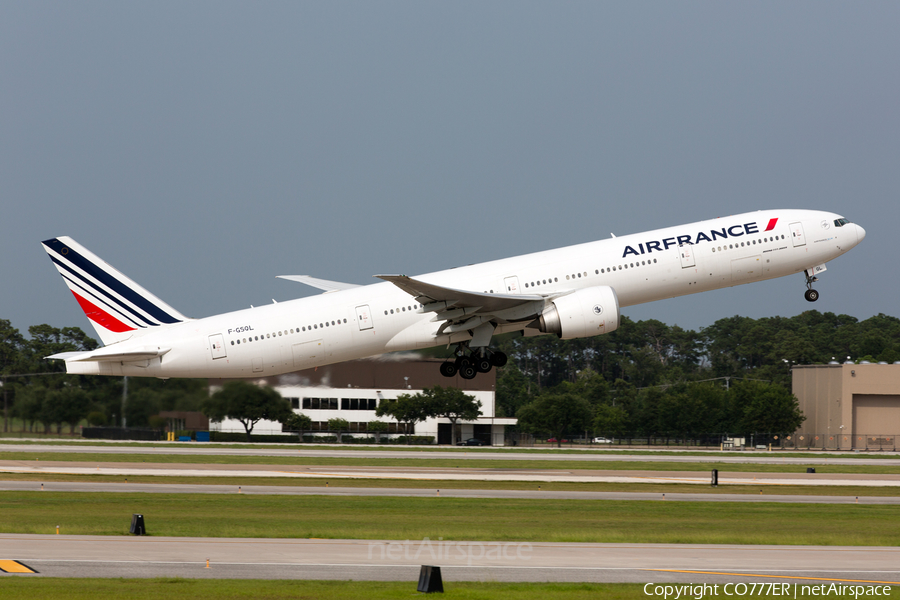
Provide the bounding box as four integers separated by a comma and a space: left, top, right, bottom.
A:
375, 275, 552, 336
375, 274, 544, 312
276, 275, 362, 293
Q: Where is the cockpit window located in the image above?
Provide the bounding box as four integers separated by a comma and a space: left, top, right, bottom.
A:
833, 218, 851, 227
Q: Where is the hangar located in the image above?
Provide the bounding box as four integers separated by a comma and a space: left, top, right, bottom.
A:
209, 356, 517, 445
792, 362, 900, 450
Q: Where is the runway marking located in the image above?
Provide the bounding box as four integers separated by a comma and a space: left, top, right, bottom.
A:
0, 559, 37, 573
647, 569, 900, 585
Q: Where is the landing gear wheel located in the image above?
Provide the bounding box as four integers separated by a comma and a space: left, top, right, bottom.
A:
489, 351, 508, 367
804, 289, 819, 302
439, 361, 458, 377
475, 356, 493, 373
459, 361, 477, 379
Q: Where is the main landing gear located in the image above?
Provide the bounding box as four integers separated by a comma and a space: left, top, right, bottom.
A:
804, 272, 819, 303
439, 345, 508, 380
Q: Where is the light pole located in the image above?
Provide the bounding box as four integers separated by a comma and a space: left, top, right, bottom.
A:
1, 378, 6, 433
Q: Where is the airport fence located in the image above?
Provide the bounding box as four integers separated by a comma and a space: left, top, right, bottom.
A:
82, 427, 164, 441
544, 432, 900, 451
778, 432, 897, 451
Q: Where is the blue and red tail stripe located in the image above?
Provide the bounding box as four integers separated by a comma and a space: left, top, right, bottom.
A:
43, 238, 183, 327
42, 237, 188, 344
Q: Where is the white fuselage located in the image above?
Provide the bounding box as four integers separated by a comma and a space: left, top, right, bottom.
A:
66, 209, 864, 378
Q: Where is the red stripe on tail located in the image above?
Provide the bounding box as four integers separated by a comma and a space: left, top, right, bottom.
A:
71, 291, 136, 333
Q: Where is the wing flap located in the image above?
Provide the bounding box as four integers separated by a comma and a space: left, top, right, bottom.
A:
375, 275, 544, 313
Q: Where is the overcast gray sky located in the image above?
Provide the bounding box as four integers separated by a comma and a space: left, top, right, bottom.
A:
2, 2, 898, 341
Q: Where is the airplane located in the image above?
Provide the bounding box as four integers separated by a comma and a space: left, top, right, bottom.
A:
42, 209, 865, 380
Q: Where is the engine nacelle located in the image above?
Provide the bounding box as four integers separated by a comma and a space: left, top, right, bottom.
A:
535, 286, 620, 339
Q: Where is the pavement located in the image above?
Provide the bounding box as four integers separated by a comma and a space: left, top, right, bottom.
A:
3, 459, 900, 486
2, 534, 900, 584
2, 479, 899, 503
2, 442, 899, 584
3, 442, 900, 465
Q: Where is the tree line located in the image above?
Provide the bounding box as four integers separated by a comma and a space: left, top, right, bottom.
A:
495, 311, 900, 441
0, 320, 207, 433
2, 311, 898, 438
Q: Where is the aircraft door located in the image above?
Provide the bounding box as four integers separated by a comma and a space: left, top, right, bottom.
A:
679, 244, 695, 268
355, 305, 373, 331
790, 222, 807, 247
209, 334, 227, 359
504, 276, 520, 294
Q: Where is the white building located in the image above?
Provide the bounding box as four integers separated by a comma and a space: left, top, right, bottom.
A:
209, 356, 517, 445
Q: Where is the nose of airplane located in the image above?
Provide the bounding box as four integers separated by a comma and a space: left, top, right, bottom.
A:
856, 223, 866, 244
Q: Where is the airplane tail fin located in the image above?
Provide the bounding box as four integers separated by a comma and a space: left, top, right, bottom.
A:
41, 237, 191, 346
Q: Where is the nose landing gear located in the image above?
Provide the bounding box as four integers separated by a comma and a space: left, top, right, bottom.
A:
804, 271, 819, 302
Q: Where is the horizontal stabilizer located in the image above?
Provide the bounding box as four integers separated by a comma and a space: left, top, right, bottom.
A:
47, 347, 171, 363
276, 275, 361, 293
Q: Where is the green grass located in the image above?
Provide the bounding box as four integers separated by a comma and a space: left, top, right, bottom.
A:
3, 471, 900, 497
0, 579, 654, 600
2, 579, 900, 599
4, 451, 900, 473
2, 580, 895, 600
2, 491, 899, 545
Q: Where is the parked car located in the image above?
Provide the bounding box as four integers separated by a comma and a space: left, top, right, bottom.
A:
592, 437, 613, 444
457, 437, 489, 446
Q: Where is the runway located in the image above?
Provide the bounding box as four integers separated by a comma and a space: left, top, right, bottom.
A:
2, 534, 899, 584
3, 442, 900, 466
3, 442, 899, 584
3, 460, 900, 486
2, 479, 898, 503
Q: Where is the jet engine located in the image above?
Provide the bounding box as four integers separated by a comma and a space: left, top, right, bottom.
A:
534, 286, 620, 339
